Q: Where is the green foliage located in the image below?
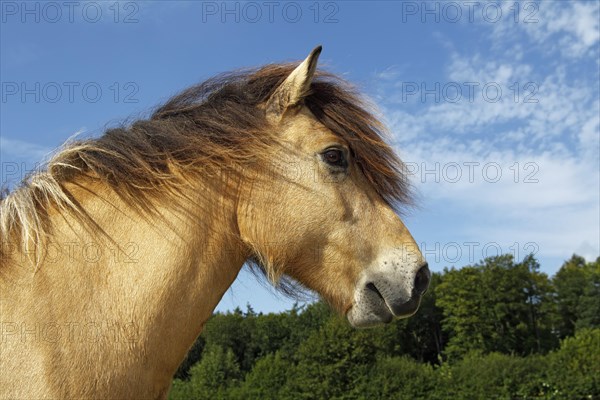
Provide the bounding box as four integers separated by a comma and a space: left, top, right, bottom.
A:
575, 257, 600, 332
168, 379, 194, 400
167, 254, 600, 399
553, 255, 600, 338
436, 254, 556, 359
182, 345, 241, 400
201, 308, 251, 371
437, 352, 550, 399
355, 356, 437, 399
233, 352, 292, 400
546, 328, 600, 398
285, 316, 377, 399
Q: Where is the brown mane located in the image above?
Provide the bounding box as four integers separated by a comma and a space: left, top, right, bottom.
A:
0, 62, 412, 262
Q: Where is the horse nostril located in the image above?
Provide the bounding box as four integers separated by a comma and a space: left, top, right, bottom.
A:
366, 282, 385, 302
414, 263, 430, 295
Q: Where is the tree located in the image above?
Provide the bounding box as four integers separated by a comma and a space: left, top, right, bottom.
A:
234, 352, 293, 400
186, 345, 241, 400
247, 311, 292, 361
285, 316, 377, 399
575, 257, 600, 331
435, 254, 555, 359
553, 255, 600, 337
435, 264, 483, 358
546, 328, 600, 398
437, 352, 549, 399
355, 356, 437, 400
201, 308, 253, 372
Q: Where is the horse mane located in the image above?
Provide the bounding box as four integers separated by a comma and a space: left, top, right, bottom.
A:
0, 62, 413, 266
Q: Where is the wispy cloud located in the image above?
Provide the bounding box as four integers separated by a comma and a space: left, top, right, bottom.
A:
373, 2, 600, 271
490, 1, 600, 59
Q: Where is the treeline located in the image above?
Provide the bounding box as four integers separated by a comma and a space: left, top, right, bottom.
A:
168, 254, 600, 399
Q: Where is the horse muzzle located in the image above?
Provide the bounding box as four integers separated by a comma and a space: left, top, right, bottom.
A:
347, 262, 430, 328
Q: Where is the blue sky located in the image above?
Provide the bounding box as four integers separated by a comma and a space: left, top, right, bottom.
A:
1, 1, 599, 313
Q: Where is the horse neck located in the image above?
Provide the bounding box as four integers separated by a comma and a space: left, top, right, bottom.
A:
2, 176, 247, 397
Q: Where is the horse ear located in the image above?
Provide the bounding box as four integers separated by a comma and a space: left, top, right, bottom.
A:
266, 45, 322, 120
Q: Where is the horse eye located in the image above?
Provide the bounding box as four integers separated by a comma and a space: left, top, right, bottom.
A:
322, 148, 346, 168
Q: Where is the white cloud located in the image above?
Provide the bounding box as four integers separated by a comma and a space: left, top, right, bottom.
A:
373, 7, 600, 272
490, 1, 600, 59
398, 136, 599, 268
382, 58, 598, 161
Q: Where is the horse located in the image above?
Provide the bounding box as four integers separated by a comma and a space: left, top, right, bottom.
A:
0, 46, 429, 399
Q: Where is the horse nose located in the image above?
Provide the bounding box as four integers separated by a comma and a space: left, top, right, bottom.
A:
368, 262, 431, 318
414, 262, 430, 295
348, 260, 431, 325
386, 263, 430, 316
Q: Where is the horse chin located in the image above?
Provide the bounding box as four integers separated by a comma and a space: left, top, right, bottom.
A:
346, 303, 394, 328
347, 301, 423, 328
346, 292, 422, 328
